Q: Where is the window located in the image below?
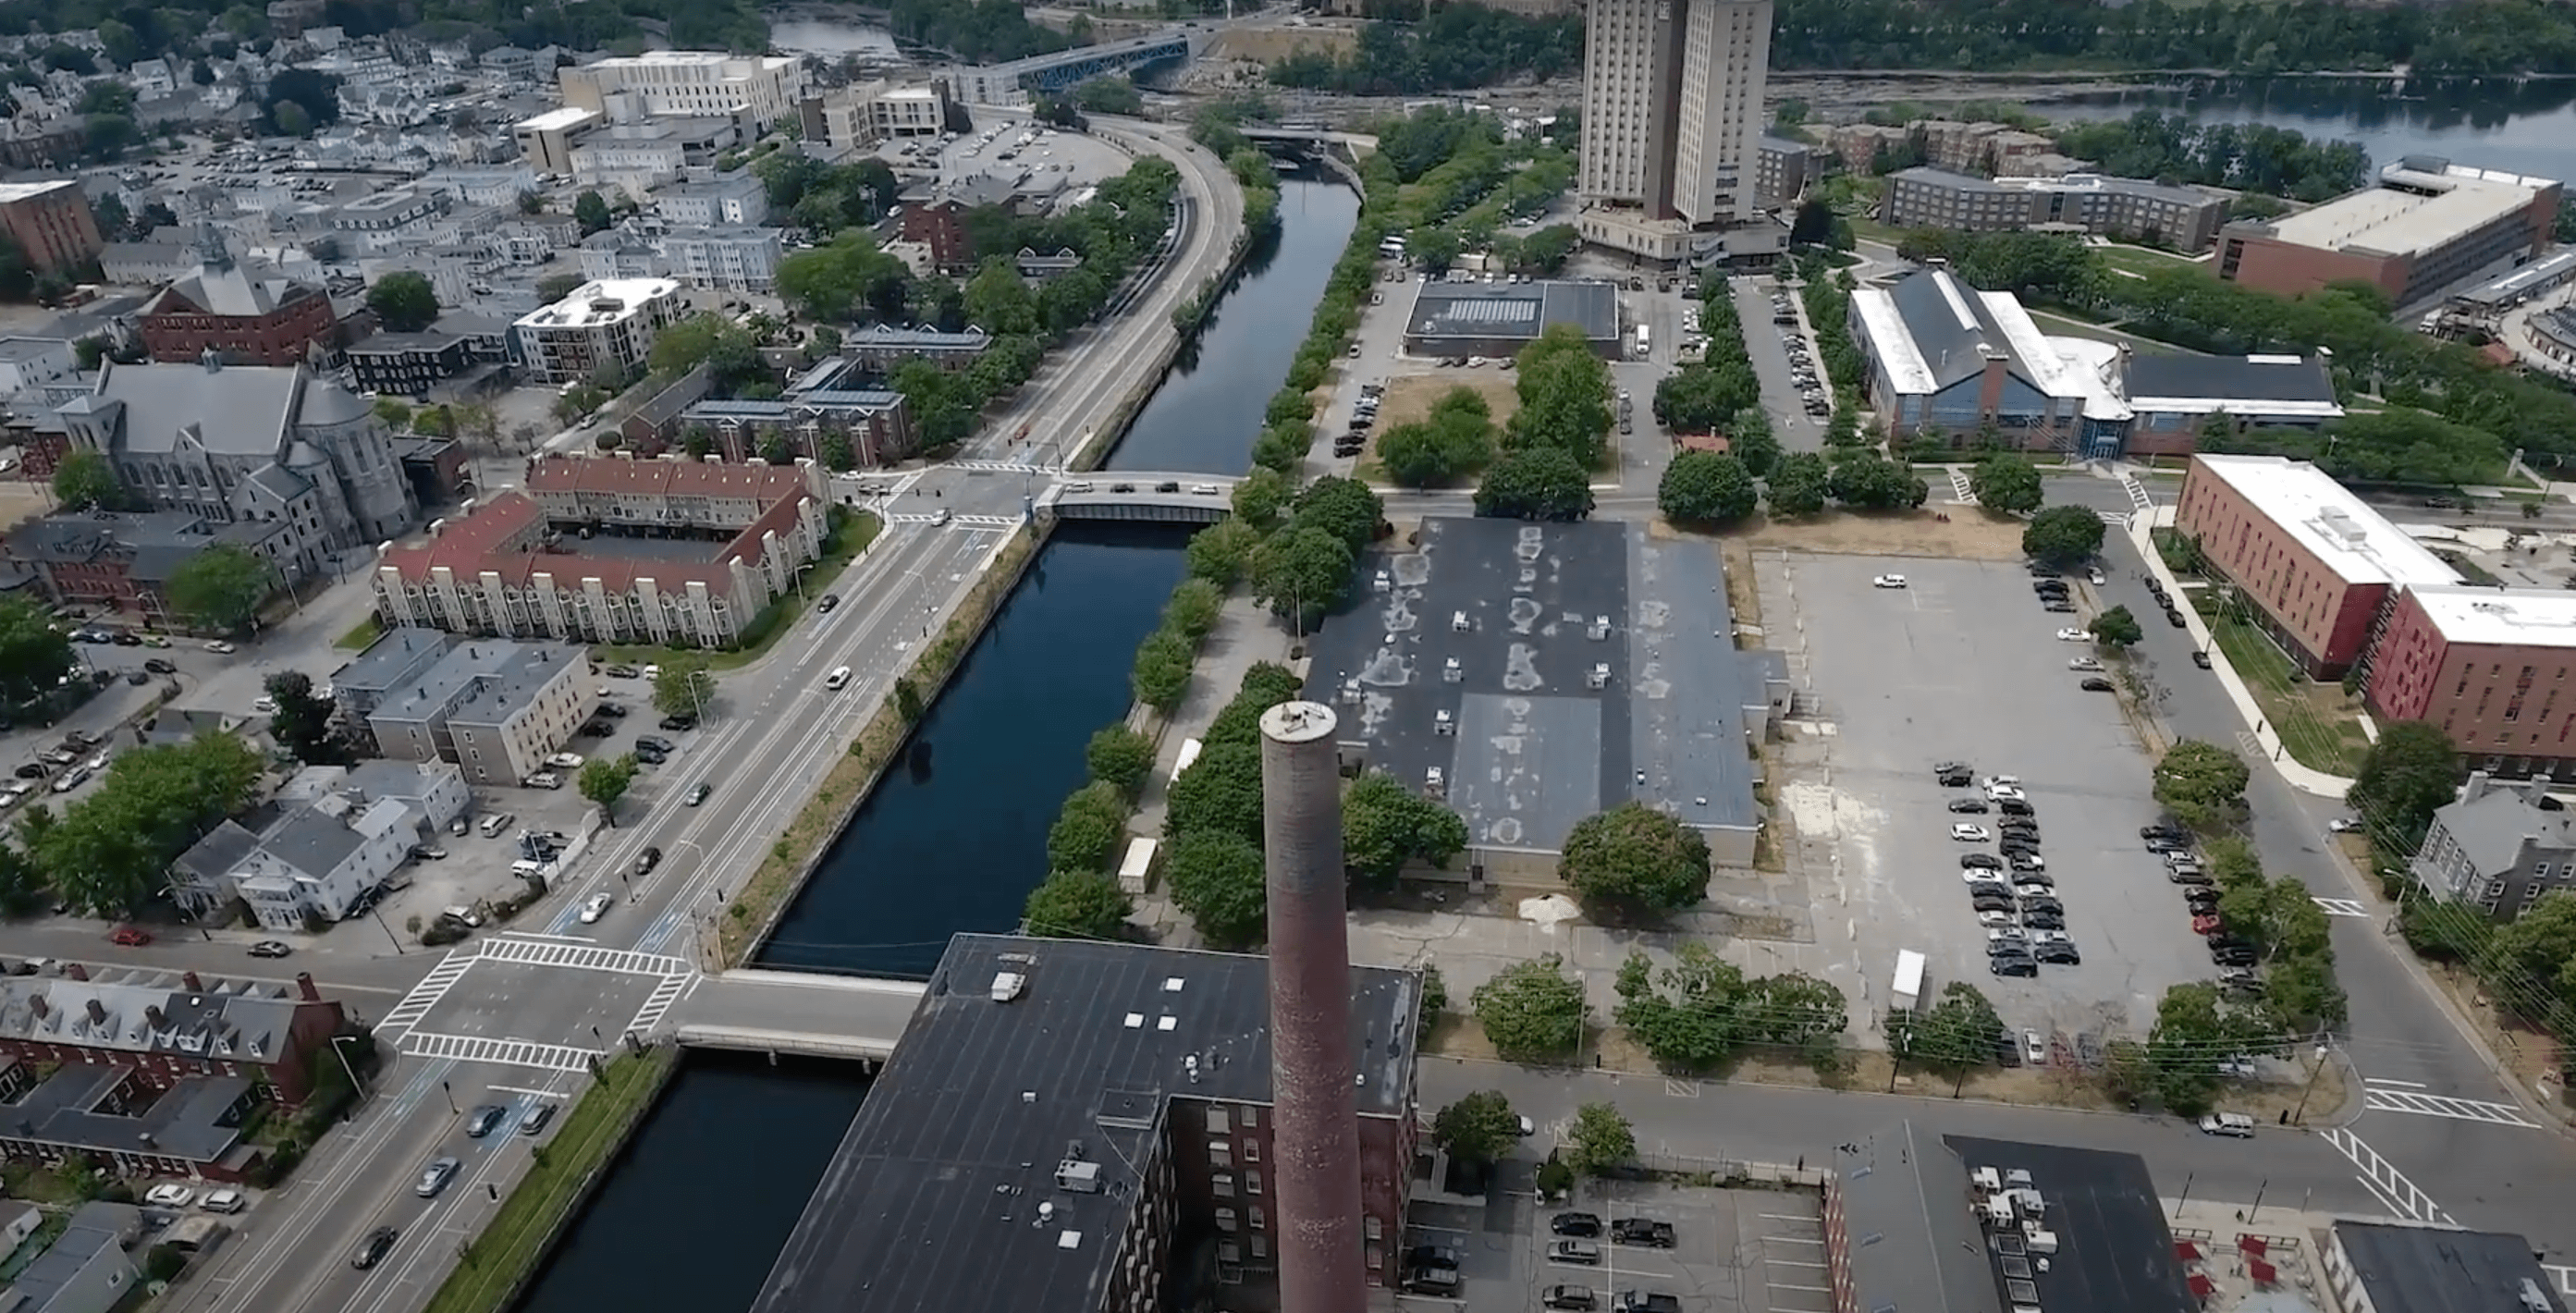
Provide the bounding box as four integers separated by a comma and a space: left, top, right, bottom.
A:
1212, 1173, 1233, 1198
1243, 1139, 1259, 1162
1206, 1107, 1229, 1134
1246, 1170, 1261, 1196
1215, 1208, 1238, 1233
1208, 1140, 1230, 1167
2538, 864, 2556, 881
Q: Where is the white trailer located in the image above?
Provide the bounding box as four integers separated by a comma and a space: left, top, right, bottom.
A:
1892, 950, 1926, 1013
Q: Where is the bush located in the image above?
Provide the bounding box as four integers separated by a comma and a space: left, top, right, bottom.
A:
1471, 953, 1587, 1062
1024, 870, 1134, 939
1047, 779, 1130, 873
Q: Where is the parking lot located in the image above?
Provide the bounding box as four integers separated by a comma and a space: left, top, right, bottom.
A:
1756, 552, 2218, 1046
1406, 1179, 1825, 1313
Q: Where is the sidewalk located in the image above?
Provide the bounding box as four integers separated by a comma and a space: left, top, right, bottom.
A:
2127, 509, 2353, 799
1124, 593, 1294, 943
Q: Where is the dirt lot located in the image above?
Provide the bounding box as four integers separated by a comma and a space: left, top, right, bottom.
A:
1731, 508, 2030, 559
1377, 373, 1519, 431
1204, 25, 1356, 62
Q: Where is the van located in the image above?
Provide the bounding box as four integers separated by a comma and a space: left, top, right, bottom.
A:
2199, 1112, 2256, 1137
478, 812, 514, 838
826, 666, 853, 691
509, 859, 546, 878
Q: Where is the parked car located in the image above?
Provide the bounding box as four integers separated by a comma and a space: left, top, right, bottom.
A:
1551, 1212, 1603, 1237
143, 1184, 195, 1208
1544, 1286, 1600, 1310
201, 1188, 245, 1213
109, 925, 151, 947
2199, 1112, 2256, 1137
1406, 1245, 1463, 1271
1616, 1292, 1682, 1313
1550, 1240, 1603, 1265
1612, 1219, 1676, 1248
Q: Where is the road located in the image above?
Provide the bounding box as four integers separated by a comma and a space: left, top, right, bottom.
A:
99, 117, 1248, 1313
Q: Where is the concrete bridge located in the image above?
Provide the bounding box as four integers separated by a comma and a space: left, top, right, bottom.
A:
667, 968, 926, 1061
949, 30, 1196, 102
1238, 125, 1381, 153
1041, 471, 1241, 522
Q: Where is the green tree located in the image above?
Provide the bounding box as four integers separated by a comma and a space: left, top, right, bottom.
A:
1230, 467, 1292, 530
52, 449, 128, 511
1185, 517, 1262, 586
1250, 526, 1353, 631
577, 754, 639, 826
1766, 451, 1831, 516
1829, 452, 1930, 509
2347, 720, 2459, 848
1164, 740, 1266, 847
1563, 1102, 1636, 1175
2023, 504, 2106, 564
1908, 981, 2004, 1083
1023, 870, 1133, 939
2090, 605, 2144, 649
264, 671, 351, 766
1727, 408, 1782, 478
648, 313, 760, 384
778, 230, 907, 322
1130, 627, 1195, 714
1652, 362, 1758, 435
653, 657, 715, 719
2143, 982, 2271, 1116
1969, 453, 2044, 513
1072, 75, 1145, 115
1471, 953, 1588, 1062
1343, 770, 1468, 891
1475, 446, 1593, 521
1432, 1090, 1522, 1166
1657, 451, 1758, 526
364, 271, 438, 333
32, 734, 263, 915
573, 190, 611, 235
1559, 802, 1711, 914
0, 842, 46, 917
1613, 943, 1748, 1071
270, 99, 311, 138
1166, 828, 1268, 948
2153, 740, 2251, 828
165, 545, 274, 632
1508, 325, 1613, 464
2488, 890, 2576, 994
0, 597, 73, 708
536, 273, 584, 303
963, 259, 1039, 336
1292, 476, 1382, 555
1086, 725, 1156, 799
1047, 779, 1130, 873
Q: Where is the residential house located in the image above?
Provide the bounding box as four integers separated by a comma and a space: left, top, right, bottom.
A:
346, 330, 478, 397
3, 509, 293, 621
0, 337, 75, 399
662, 227, 779, 293
361, 638, 590, 785
656, 174, 768, 228
0, 1202, 140, 1313
2411, 771, 2576, 922
224, 791, 415, 930
840, 324, 989, 376
98, 241, 195, 286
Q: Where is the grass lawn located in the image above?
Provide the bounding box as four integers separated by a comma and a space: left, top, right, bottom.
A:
2096, 244, 2208, 278
421, 1049, 675, 1313
335, 616, 384, 651
588, 511, 883, 672
2199, 607, 2372, 776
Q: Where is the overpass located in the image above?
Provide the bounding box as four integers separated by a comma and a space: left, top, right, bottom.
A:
666, 968, 926, 1061
1040, 471, 1241, 522
1238, 126, 1381, 152
947, 30, 1196, 104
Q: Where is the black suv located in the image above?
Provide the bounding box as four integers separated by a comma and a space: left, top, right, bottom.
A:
1406, 1245, 1462, 1270
351, 1226, 399, 1270
1552, 1212, 1602, 1237
1612, 1219, 1677, 1248
1544, 1286, 1599, 1310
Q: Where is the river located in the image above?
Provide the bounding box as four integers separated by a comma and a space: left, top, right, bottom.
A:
2042, 77, 2576, 183
509, 171, 1359, 1313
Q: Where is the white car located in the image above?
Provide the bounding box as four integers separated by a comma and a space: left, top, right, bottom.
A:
201, 1188, 245, 1213
1976, 910, 2018, 928
1980, 775, 2020, 789
1987, 784, 2026, 802
2088, 569, 2107, 585
1871, 574, 1907, 589
204, 640, 236, 654
2067, 656, 2103, 671
2327, 817, 2361, 833
546, 752, 585, 770
143, 1184, 195, 1209
2022, 1029, 2046, 1063
579, 892, 613, 925
252, 695, 276, 713
2055, 628, 2090, 642
1949, 823, 1991, 841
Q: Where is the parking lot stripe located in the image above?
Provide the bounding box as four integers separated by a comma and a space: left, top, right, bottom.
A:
2542, 1263, 2576, 1296
2364, 1077, 2428, 1088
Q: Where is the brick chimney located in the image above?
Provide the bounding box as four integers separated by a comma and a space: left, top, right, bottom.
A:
144, 1005, 165, 1029
85, 1000, 104, 1025
182, 972, 202, 993
31, 995, 49, 1019
65, 963, 86, 981
295, 972, 320, 1002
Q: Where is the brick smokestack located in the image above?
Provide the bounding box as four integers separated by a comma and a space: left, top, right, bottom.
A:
1257, 701, 1366, 1313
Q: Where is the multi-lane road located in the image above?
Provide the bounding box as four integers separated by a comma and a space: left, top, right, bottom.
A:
97, 117, 1248, 1313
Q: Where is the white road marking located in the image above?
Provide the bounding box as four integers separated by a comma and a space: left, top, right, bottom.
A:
2362, 1088, 2540, 1127
401, 1030, 600, 1073
485, 1084, 555, 1098
2365, 1076, 2429, 1089
478, 935, 692, 978
2313, 897, 2372, 917
374, 951, 474, 1033
2320, 1126, 2459, 1225
2543, 1264, 2576, 1297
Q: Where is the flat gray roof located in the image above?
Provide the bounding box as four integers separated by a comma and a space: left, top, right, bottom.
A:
1406, 279, 1619, 345
2332, 1221, 2566, 1313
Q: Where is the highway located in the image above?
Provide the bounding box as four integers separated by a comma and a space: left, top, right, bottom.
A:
108, 117, 1250, 1313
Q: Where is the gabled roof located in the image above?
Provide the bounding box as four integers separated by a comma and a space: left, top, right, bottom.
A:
85, 359, 301, 458
2430, 785, 2576, 875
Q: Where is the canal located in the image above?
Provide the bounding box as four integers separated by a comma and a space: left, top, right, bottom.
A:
509, 170, 1358, 1313
2042, 76, 2576, 184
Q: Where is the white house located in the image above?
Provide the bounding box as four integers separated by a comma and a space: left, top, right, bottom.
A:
230, 793, 413, 931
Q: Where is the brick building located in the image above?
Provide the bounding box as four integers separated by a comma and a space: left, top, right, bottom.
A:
0, 968, 347, 1105
898, 199, 971, 272
746, 935, 1423, 1313
4, 509, 291, 620
2365, 584, 2576, 776
0, 180, 102, 275
2218, 157, 2560, 306
135, 227, 342, 367
2173, 454, 2460, 678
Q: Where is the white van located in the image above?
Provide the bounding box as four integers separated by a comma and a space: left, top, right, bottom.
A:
826, 666, 853, 691
477, 812, 513, 838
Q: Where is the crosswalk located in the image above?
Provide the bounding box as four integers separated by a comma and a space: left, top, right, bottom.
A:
2362, 1084, 2540, 1127
402, 1030, 602, 1074
953, 513, 1021, 528
630, 973, 691, 1036
2313, 897, 2373, 917
2120, 472, 2155, 516
951, 460, 1061, 475
1946, 469, 1976, 505
478, 935, 692, 979
2319, 1125, 2457, 1226
376, 951, 476, 1033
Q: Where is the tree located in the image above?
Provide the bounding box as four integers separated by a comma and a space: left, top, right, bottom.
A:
573, 190, 611, 236
1790, 197, 1836, 246
1908, 981, 2004, 1080
2090, 605, 2144, 650
1024, 870, 1133, 939
1164, 741, 1266, 848
1380, 393, 1495, 488
165, 546, 274, 633
2023, 504, 2106, 565
1130, 628, 1194, 714
1563, 1102, 1636, 1175
2347, 720, 2459, 849
0, 597, 73, 708
1766, 451, 1831, 517
1472, 954, 1588, 1062
33, 734, 263, 915
270, 99, 311, 138
1073, 75, 1145, 116
1186, 517, 1261, 586
649, 313, 760, 385
1476, 446, 1593, 521
536, 273, 584, 303
365, 272, 438, 333
1613, 943, 1748, 1071
2142, 982, 2270, 1115
779, 229, 912, 323
1230, 467, 1292, 531
52, 449, 128, 511
1047, 779, 1130, 873
1657, 451, 1758, 526
1653, 362, 1758, 435
653, 658, 715, 719
1432, 1091, 1523, 1166
264, 671, 351, 766
1343, 771, 1467, 891
1969, 454, 2044, 513
1727, 408, 1781, 478
1829, 453, 1929, 509
2153, 740, 2251, 827
1250, 526, 1352, 631
1293, 476, 1382, 556
1559, 802, 1711, 914
963, 259, 1038, 336
1166, 828, 1268, 948
1086, 725, 1156, 799
578, 754, 640, 826
0, 843, 45, 917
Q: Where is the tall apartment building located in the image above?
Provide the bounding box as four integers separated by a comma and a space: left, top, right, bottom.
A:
0, 179, 101, 274
1577, 0, 1773, 258
511, 277, 684, 385
558, 51, 803, 124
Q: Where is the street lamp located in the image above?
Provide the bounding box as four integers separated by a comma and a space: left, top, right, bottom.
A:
329, 1035, 370, 1111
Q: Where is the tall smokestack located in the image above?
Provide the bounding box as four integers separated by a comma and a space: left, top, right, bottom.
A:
1258, 701, 1366, 1313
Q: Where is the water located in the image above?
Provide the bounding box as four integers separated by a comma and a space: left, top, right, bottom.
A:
2042, 77, 2576, 182
767, 15, 903, 59
512, 172, 1360, 1313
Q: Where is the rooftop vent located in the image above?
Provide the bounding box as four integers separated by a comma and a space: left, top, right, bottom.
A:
1058, 1230, 1082, 1250
989, 971, 1026, 1003
1055, 1159, 1104, 1194
2312, 507, 2368, 547
1452, 610, 1470, 632
2523, 1280, 2554, 1313
1589, 615, 1610, 640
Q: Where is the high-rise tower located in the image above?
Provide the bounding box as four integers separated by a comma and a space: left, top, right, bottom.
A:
1578, 0, 1773, 226
1258, 700, 1367, 1313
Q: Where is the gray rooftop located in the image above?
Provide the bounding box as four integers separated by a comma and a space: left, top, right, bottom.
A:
372, 638, 566, 726
0, 337, 67, 363
1834, 1123, 2000, 1313
7, 1062, 252, 1167
0, 967, 313, 1065
1945, 1135, 2198, 1313
1303, 518, 1760, 853
348, 330, 459, 357
256, 807, 365, 880
332, 625, 454, 698
445, 643, 583, 729
750, 933, 1417, 1313
2332, 1221, 2567, 1313
2430, 783, 2576, 876
6, 1201, 138, 1309
2126, 354, 2339, 405
172, 820, 260, 889
75, 360, 305, 458
1407, 279, 1619, 345
1893, 166, 2018, 195
8, 509, 281, 583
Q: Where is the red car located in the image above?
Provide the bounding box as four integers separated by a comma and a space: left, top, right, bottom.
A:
2191, 914, 2223, 937
108, 926, 151, 947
